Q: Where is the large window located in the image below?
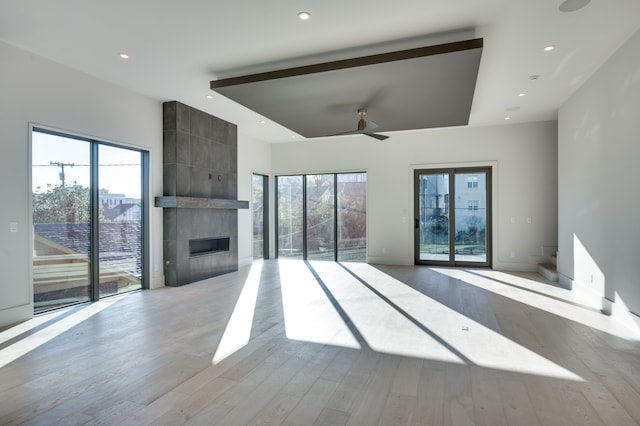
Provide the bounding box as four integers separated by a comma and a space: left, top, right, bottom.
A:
306, 174, 335, 260
276, 172, 366, 261
276, 175, 304, 259
337, 172, 367, 261
31, 127, 148, 313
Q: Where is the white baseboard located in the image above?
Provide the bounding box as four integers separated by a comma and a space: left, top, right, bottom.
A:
558, 273, 573, 290
570, 277, 603, 308
365, 255, 413, 266
149, 275, 165, 289
603, 297, 640, 332
0, 303, 33, 329
238, 256, 254, 268
492, 261, 537, 272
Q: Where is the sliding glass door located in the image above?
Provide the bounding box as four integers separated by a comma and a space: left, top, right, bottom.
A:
415, 167, 491, 267
98, 144, 143, 298
32, 132, 92, 311
32, 128, 148, 313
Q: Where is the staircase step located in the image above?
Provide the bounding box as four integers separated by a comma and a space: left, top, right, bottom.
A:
537, 263, 558, 282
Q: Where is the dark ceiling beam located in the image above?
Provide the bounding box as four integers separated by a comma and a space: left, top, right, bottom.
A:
210, 38, 483, 89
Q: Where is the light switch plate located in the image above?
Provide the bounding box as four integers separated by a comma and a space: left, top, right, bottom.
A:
10, 222, 18, 233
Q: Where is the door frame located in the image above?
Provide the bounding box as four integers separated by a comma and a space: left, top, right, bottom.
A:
30, 125, 149, 313
414, 166, 492, 267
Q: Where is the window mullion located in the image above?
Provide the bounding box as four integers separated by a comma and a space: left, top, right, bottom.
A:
302, 175, 308, 260
334, 174, 338, 261
89, 142, 100, 301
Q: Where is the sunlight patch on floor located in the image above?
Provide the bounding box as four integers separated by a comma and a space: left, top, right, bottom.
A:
448, 268, 639, 342
0, 295, 125, 369
279, 259, 361, 349
0, 308, 69, 346
341, 263, 584, 381
310, 261, 464, 364
212, 260, 264, 364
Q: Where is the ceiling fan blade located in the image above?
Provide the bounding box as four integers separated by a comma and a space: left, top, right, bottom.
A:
363, 120, 379, 132
329, 129, 359, 137
364, 132, 389, 141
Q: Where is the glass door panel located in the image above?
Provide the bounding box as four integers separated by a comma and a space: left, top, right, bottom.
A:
306, 174, 335, 260
337, 173, 367, 262
277, 175, 303, 258
416, 172, 450, 261
252, 174, 266, 259
454, 172, 487, 263
98, 145, 142, 298
32, 131, 91, 313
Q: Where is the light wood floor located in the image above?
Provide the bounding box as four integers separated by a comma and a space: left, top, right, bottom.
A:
1, 259, 640, 425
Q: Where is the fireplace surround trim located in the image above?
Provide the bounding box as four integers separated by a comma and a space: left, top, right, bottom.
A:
155, 196, 248, 209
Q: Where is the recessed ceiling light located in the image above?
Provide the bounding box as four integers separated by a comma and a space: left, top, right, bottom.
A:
544, 45, 556, 52
259, 120, 266, 124
559, 0, 591, 12
206, 95, 213, 99
119, 53, 129, 59
505, 116, 512, 120
291, 135, 297, 139
297, 11, 311, 20
518, 93, 526, 97
529, 74, 541, 81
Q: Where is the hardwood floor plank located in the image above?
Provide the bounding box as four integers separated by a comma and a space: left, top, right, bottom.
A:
443, 363, 475, 426
149, 378, 235, 424
497, 377, 540, 426
412, 363, 446, 425
217, 352, 308, 425
313, 408, 351, 426
378, 391, 415, 426
284, 378, 340, 425
346, 354, 399, 426
246, 393, 301, 426
470, 366, 508, 426
391, 356, 423, 397
324, 349, 381, 414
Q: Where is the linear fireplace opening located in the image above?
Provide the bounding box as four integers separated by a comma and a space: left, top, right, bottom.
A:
189, 237, 230, 257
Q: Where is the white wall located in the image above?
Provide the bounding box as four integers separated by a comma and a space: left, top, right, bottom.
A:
558, 29, 640, 319
237, 133, 272, 266
271, 121, 558, 269
0, 41, 163, 327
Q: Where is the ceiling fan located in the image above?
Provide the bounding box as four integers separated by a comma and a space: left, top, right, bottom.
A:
334, 108, 389, 140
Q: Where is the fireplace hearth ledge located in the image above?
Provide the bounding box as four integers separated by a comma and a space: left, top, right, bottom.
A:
155, 196, 249, 209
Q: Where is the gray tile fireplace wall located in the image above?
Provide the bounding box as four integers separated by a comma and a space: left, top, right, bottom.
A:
162, 101, 239, 286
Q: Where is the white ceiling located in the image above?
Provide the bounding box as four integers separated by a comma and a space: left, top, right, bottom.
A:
1, 0, 639, 142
